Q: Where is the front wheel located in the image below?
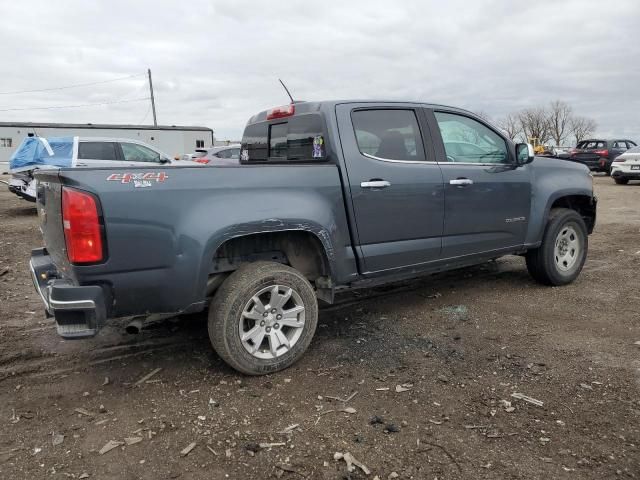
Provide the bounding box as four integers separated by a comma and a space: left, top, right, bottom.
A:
614, 177, 629, 185
208, 261, 318, 375
525, 208, 588, 286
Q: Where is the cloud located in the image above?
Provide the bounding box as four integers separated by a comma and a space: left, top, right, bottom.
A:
0, 0, 638, 142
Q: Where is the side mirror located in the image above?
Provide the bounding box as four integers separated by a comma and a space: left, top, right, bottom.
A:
516, 143, 535, 165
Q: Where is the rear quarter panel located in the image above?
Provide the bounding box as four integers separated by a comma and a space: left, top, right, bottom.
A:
47, 164, 356, 317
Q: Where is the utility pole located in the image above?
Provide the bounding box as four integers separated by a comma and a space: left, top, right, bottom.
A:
147, 68, 158, 126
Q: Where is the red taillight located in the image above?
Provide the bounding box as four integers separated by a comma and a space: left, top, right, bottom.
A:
594, 149, 609, 158
62, 187, 103, 264
266, 104, 295, 120
194, 158, 210, 164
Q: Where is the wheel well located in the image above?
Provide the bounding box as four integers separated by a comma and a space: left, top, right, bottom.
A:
550, 195, 596, 233
211, 231, 330, 283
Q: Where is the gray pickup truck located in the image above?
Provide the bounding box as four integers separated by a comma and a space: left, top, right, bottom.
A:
30, 100, 596, 374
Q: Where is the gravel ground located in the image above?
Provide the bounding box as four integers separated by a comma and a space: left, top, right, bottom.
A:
0, 174, 639, 480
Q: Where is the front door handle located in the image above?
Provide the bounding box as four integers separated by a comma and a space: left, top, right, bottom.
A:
449, 178, 473, 186
361, 180, 391, 189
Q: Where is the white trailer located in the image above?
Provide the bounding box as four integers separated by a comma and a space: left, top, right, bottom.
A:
0, 122, 214, 164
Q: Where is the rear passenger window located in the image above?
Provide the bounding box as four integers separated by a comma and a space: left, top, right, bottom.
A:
613, 141, 627, 149
78, 142, 118, 160
351, 109, 425, 161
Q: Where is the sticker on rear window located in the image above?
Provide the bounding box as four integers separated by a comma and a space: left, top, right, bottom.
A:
240, 148, 249, 161
312, 135, 325, 158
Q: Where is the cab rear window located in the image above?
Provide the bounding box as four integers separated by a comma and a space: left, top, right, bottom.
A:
241, 113, 327, 162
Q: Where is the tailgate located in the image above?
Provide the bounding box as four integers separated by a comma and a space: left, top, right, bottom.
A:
34, 170, 72, 277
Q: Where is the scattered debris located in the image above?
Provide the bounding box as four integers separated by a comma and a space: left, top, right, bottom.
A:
384, 424, 400, 433
259, 442, 286, 449
334, 451, 371, 475
99, 405, 107, 413
510, 392, 544, 407
134, 368, 162, 386
124, 437, 142, 446
428, 419, 442, 425
342, 407, 357, 414
99, 440, 123, 455
74, 408, 94, 417
395, 383, 413, 393
388, 473, 399, 479
245, 442, 261, 454
324, 391, 358, 403
579, 383, 593, 390
278, 424, 300, 434
79, 474, 90, 479
275, 464, 307, 478
52, 434, 64, 446
375, 387, 390, 391
102, 377, 110, 386
180, 442, 197, 457
370, 415, 385, 425
206, 446, 218, 456
437, 375, 449, 383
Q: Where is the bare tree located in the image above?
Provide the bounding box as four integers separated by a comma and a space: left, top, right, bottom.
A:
569, 116, 597, 145
497, 113, 522, 141
547, 100, 572, 146
518, 107, 551, 144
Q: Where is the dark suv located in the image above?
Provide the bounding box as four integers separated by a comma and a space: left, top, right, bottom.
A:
569, 139, 637, 174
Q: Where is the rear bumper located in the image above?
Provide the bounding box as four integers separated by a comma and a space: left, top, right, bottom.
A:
30, 248, 107, 339
611, 169, 640, 180
570, 157, 606, 171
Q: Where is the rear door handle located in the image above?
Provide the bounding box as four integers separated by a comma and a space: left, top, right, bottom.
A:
449, 178, 473, 186
361, 180, 391, 188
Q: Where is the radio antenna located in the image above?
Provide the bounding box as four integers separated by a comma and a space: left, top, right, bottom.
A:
278, 78, 295, 104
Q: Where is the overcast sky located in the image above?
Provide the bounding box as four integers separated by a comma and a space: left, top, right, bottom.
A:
0, 0, 638, 143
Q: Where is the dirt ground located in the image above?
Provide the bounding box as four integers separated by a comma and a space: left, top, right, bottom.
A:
0, 174, 638, 480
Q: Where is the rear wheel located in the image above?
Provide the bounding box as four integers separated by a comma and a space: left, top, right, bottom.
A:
208, 261, 318, 375
526, 208, 588, 286
614, 177, 629, 185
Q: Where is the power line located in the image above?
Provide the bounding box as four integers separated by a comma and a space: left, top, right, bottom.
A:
0, 73, 146, 95
0, 97, 150, 112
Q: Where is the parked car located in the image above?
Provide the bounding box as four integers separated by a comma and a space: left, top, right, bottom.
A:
180, 146, 240, 164
610, 145, 640, 184
193, 145, 241, 165
179, 148, 208, 161
8, 137, 200, 202
568, 139, 637, 174
30, 100, 596, 375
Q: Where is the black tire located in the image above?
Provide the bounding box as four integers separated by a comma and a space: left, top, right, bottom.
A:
525, 208, 588, 286
614, 177, 629, 185
208, 261, 318, 375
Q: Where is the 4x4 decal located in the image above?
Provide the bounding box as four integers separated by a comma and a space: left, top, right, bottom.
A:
107, 172, 168, 188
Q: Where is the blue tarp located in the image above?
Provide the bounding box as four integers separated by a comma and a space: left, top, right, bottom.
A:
9, 137, 74, 172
